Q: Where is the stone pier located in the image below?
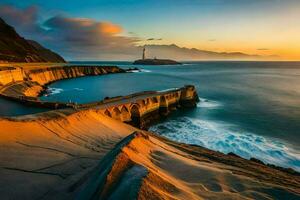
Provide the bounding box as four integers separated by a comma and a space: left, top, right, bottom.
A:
96, 85, 199, 129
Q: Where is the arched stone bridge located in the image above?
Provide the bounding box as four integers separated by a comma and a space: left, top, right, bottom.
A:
94, 85, 199, 128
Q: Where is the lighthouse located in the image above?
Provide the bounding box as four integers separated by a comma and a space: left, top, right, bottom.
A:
142, 46, 146, 60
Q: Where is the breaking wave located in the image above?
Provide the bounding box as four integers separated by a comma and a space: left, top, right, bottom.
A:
45, 87, 83, 96
130, 69, 151, 73
197, 98, 221, 108
140, 69, 151, 73
46, 87, 64, 95
150, 117, 300, 171
74, 88, 84, 91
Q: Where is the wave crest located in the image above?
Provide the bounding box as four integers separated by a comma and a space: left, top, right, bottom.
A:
46, 87, 64, 95
197, 98, 221, 108
150, 117, 300, 171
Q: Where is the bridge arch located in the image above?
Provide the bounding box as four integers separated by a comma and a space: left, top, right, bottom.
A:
159, 95, 169, 115
160, 96, 167, 107
130, 104, 140, 117
112, 107, 121, 120
130, 104, 141, 127
141, 100, 146, 106
146, 98, 150, 105
121, 105, 129, 113
104, 109, 112, 117
120, 106, 130, 121
151, 97, 158, 104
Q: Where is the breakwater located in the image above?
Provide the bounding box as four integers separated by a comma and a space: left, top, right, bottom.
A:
95, 85, 199, 129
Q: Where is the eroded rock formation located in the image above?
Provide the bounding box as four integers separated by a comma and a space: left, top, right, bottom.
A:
0, 109, 136, 199
79, 131, 300, 200
0, 65, 125, 99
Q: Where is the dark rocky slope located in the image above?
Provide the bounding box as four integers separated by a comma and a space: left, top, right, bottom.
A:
0, 18, 65, 63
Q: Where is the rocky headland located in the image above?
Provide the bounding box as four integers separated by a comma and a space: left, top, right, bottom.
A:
0, 65, 125, 107
133, 58, 181, 65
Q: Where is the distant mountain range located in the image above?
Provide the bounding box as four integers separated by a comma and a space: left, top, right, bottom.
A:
0, 18, 65, 63
142, 44, 275, 61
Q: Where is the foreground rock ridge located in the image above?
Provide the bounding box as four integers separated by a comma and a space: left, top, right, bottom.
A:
78, 132, 300, 200
0, 112, 299, 199
0, 18, 65, 63
0, 65, 299, 199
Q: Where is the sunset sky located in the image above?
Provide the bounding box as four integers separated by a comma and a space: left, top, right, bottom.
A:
1, 0, 300, 60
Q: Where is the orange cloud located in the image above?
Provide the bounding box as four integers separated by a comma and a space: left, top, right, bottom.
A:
99, 22, 122, 34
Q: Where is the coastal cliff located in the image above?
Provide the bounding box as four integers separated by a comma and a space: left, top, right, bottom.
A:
0, 18, 65, 63
0, 65, 125, 98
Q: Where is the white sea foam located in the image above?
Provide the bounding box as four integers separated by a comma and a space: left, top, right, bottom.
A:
150, 117, 300, 171
159, 88, 179, 92
130, 69, 151, 73
197, 98, 221, 108
140, 69, 151, 73
74, 88, 84, 91
129, 70, 140, 73
46, 87, 64, 95
45, 87, 84, 96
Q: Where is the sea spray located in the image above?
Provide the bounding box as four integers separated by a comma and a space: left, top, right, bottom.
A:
197, 98, 221, 108
45, 87, 64, 95
150, 116, 300, 171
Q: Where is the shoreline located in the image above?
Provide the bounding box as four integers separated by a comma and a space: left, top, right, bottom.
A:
0, 64, 126, 109
0, 64, 299, 199
1, 104, 299, 199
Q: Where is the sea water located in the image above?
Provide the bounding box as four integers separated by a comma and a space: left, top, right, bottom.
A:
2, 61, 300, 171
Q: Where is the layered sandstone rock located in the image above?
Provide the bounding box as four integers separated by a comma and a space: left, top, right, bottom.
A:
77, 131, 300, 200
1, 110, 299, 200
0, 109, 137, 200
0, 65, 125, 98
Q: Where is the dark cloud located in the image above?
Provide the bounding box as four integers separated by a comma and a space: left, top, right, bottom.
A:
208, 39, 216, 42
0, 5, 38, 28
43, 16, 140, 59
0, 5, 46, 39
0, 5, 140, 60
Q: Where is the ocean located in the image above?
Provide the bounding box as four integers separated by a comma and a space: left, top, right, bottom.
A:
1, 61, 300, 171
